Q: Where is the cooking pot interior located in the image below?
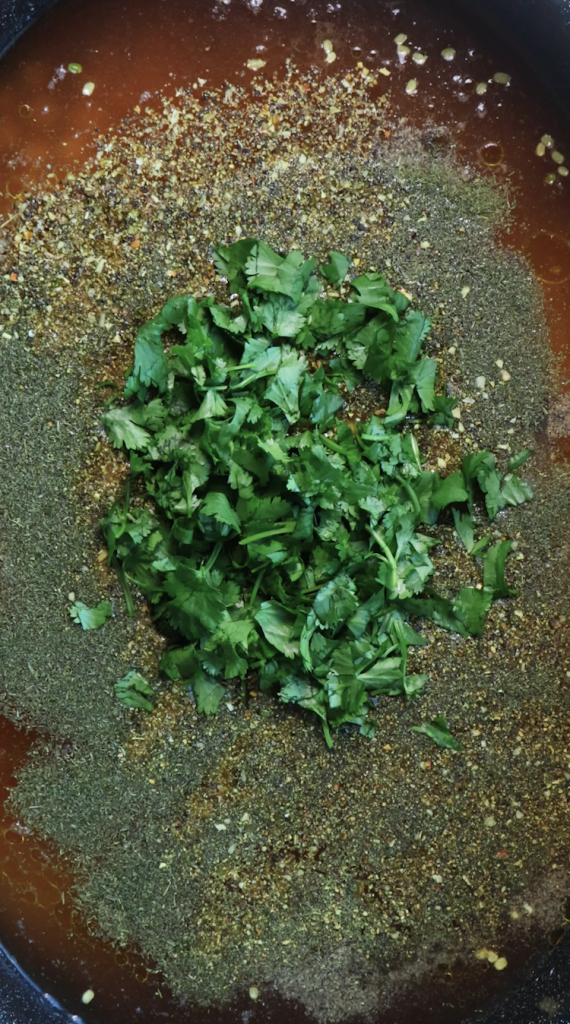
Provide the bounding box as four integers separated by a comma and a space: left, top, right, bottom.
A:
0, 2, 570, 1023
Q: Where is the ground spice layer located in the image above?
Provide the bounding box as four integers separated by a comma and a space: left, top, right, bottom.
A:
1, 67, 569, 1022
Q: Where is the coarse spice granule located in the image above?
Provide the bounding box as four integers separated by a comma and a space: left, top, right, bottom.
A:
1, 66, 570, 1021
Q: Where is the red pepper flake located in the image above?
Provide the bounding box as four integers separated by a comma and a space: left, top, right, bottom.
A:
496, 849, 508, 858
10, 272, 18, 281
130, 238, 140, 249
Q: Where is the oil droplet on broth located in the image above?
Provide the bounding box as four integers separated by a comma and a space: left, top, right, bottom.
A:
478, 141, 504, 166
526, 232, 570, 284
5, 176, 24, 199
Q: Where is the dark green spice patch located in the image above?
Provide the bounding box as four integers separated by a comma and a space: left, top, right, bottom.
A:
0, 350, 135, 746
0, 67, 568, 1022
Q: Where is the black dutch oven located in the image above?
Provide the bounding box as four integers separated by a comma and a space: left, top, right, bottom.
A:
0, 2, 569, 1023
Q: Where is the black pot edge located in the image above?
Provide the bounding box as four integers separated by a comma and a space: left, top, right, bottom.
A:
0, 940, 79, 1024
0, 0, 61, 63
0, 1, 569, 1023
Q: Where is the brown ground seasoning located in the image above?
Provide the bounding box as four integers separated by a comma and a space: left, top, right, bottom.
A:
1, 66, 569, 1021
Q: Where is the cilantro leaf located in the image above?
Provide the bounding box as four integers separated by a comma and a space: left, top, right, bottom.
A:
411, 714, 462, 750
508, 449, 531, 472
431, 470, 468, 510
160, 644, 201, 682
350, 274, 399, 320
200, 492, 241, 533
190, 389, 229, 423
132, 322, 169, 392
483, 540, 515, 598
452, 587, 493, 635
393, 310, 431, 361
255, 602, 300, 658
452, 509, 475, 553
102, 406, 151, 450
69, 599, 112, 630
404, 673, 429, 697
403, 594, 468, 636
163, 565, 227, 640
313, 575, 359, 628
246, 241, 315, 302
320, 251, 350, 286
410, 357, 437, 412
310, 391, 345, 428
254, 297, 306, 338
213, 238, 257, 290
308, 298, 367, 338
192, 676, 226, 715
264, 350, 307, 422
501, 474, 533, 507
114, 670, 154, 711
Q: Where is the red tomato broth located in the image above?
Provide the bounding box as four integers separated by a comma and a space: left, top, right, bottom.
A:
0, 1, 569, 1021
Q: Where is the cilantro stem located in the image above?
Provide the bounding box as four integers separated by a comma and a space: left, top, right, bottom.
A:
204, 541, 222, 573
319, 434, 346, 456
322, 719, 333, 749
239, 522, 297, 545
393, 620, 408, 687
396, 475, 421, 515
366, 525, 399, 590
122, 477, 131, 518
248, 568, 266, 608
232, 370, 277, 390
182, 470, 193, 516
113, 557, 135, 617
409, 431, 422, 472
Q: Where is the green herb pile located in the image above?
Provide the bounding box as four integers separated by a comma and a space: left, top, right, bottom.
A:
101, 240, 532, 746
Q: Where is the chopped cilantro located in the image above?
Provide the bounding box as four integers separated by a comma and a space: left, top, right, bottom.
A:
102, 241, 533, 747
